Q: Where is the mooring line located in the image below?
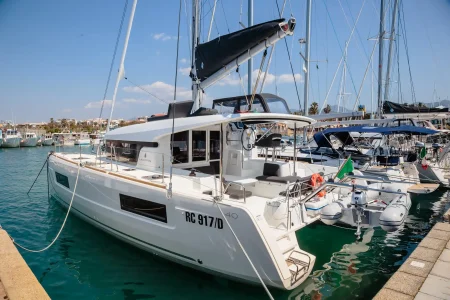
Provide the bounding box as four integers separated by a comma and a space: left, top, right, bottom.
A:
11, 160, 82, 253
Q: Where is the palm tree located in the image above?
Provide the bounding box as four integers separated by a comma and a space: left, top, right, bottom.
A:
308, 102, 319, 115
323, 104, 331, 114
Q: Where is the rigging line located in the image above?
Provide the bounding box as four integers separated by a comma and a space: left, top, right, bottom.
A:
219, 0, 230, 33
124, 77, 170, 104
399, 1, 416, 103
213, 200, 275, 300
249, 49, 268, 109
275, 0, 302, 111
183, 0, 192, 63
342, 0, 378, 82
169, 0, 183, 198
98, 0, 129, 123
322, 0, 363, 99
11, 159, 82, 253
319, 0, 365, 114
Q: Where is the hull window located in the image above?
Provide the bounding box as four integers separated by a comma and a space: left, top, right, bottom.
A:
55, 172, 70, 189
119, 194, 167, 223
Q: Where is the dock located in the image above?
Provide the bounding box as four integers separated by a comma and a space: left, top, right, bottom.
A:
0, 229, 50, 300
374, 210, 450, 300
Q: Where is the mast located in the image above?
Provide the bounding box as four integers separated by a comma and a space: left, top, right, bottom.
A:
192, 0, 201, 111
106, 0, 138, 132
303, 0, 312, 142
383, 0, 399, 103
376, 0, 385, 118
248, 0, 253, 95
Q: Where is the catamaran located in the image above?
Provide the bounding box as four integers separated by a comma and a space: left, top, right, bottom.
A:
46, 0, 430, 291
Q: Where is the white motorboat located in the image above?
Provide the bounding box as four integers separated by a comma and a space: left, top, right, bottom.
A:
20, 132, 38, 147
2, 129, 21, 148
53, 132, 75, 146
0, 130, 2, 148
89, 133, 104, 145
74, 133, 91, 145
42, 134, 54, 146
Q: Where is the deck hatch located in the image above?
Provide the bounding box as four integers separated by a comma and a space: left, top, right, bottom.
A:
119, 194, 167, 223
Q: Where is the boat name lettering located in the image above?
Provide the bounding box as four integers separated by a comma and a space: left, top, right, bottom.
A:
185, 212, 223, 229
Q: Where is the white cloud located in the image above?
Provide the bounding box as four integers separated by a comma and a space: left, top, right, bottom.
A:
179, 67, 191, 76
180, 58, 188, 64
123, 98, 151, 104
277, 73, 303, 84
214, 70, 303, 87
123, 81, 192, 102
62, 108, 72, 113
84, 100, 113, 109
152, 33, 178, 41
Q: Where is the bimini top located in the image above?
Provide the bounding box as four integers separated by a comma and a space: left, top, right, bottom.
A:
314, 125, 439, 148
106, 113, 315, 143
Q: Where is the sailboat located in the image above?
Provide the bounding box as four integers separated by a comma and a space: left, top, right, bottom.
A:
48, 1, 324, 289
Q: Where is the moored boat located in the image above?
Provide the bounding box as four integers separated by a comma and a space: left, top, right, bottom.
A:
20, 132, 38, 147
2, 129, 21, 148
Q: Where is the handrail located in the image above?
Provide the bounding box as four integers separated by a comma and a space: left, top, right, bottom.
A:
223, 181, 248, 203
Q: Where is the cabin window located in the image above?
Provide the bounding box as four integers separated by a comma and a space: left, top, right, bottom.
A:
119, 194, 167, 223
240, 99, 264, 113
106, 141, 158, 164
192, 131, 206, 161
265, 98, 290, 114
209, 131, 221, 160
55, 172, 70, 189
172, 131, 189, 164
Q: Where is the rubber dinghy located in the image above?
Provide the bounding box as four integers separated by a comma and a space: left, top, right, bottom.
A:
320, 183, 411, 235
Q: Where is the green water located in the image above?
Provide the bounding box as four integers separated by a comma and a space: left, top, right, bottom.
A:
0, 146, 449, 299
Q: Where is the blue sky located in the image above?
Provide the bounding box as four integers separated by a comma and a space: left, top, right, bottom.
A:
1, 0, 450, 123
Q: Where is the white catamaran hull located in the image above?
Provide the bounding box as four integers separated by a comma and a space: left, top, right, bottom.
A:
48, 155, 314, 290
2, 137, 21, 148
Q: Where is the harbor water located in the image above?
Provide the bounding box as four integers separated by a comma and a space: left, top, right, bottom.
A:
0, 146, 449, 299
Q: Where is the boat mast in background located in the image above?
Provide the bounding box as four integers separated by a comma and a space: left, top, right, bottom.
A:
383, 0, 399, 104
191, 0, 201, 111
248, 0, 253, 95
376, 0, 385, 118
106, 0, 138, 133
303, 0, 312, 143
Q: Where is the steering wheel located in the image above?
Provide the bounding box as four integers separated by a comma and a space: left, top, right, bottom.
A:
241, 127, 256, 151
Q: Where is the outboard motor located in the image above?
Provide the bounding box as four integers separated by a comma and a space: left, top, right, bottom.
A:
351, 191, 367, 239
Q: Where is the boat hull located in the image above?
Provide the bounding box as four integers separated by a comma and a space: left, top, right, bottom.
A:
20, 137, 38, 147
48, 155, 304, 290
42, 139, 54, 146
74, 139, 91, 145
2, 137, 21, 148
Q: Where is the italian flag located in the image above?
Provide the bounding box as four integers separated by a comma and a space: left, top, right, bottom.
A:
336, 156, 354, 180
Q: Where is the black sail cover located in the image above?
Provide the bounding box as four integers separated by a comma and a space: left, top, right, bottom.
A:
195, 19, 285, 82
383, 101, 448, 114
